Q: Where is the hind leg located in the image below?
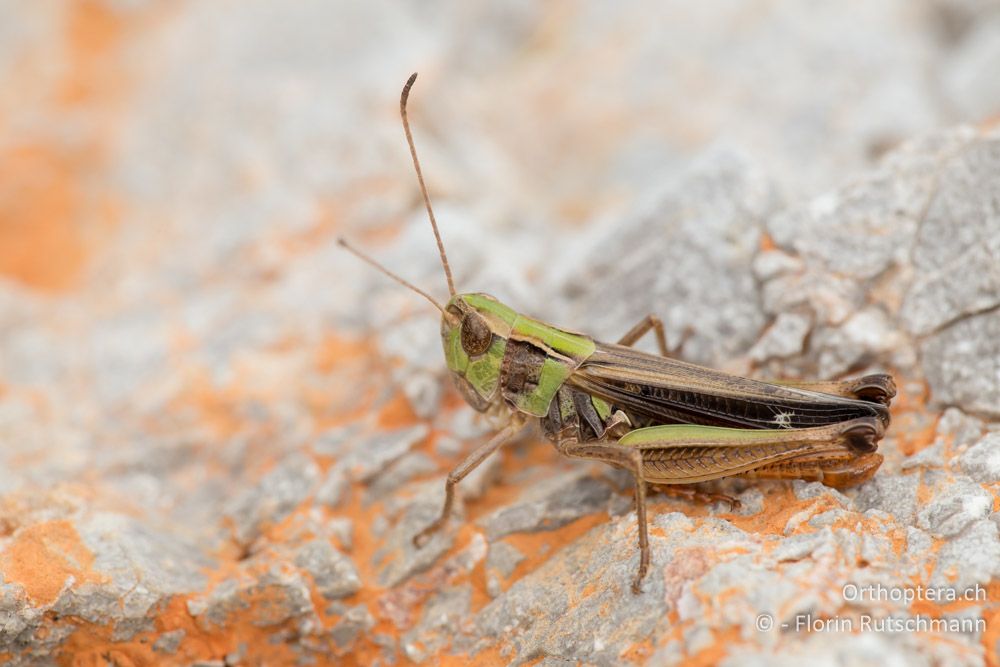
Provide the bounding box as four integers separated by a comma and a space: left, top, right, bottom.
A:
557, 440, 650, 594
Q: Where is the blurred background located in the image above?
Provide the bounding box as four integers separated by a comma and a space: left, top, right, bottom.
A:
4, 0, 1000, 296
2, 1, 1000, 664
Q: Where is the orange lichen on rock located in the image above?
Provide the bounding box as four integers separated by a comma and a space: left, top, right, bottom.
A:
376, 392, 421, 431
492, 512, 608, 595
889, 378, 939, 457
984, 608, 1000, 667
315, 334, 373, 375
57, 592, 304, 667
0, 1, 136, 292
0, 144, 91, 292
684, 626, 742, 666
0, 520, 101, 606
729, 485, 825, 536
758, 232, 777, 252
57, 0, 127, 107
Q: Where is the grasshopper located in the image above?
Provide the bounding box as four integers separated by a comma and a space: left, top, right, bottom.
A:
339, 73, 895, 593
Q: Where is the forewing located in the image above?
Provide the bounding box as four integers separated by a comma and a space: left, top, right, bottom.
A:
568, 342, 888, 430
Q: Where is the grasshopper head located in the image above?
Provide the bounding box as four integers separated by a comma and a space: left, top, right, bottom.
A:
441, 293, 515, 412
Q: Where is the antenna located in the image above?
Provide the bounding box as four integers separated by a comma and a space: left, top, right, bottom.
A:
401, 72, 456, 297
337, 238, 451, 317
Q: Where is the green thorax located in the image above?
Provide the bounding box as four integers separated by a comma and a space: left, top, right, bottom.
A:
441, 293, 596, 417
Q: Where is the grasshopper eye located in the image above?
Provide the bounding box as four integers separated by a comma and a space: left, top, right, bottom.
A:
460, 313, 492, 356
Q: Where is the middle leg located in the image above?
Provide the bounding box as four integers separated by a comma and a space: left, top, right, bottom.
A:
616, 314, 669, 357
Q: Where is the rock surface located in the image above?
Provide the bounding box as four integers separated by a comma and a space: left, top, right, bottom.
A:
1, 1, 1000, 665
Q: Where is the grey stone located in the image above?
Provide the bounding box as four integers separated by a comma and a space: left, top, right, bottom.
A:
905, 408, 984, 471
365, 452, 438, 505
485, 541, 526, 598
312, 426, 360, 458
905, 526, 934, 564
772, 532, 825, 562
808, 509, 851, 529
479, 471, 614, 541
917, 478, 993, 538
0, 584, 47, 656
187, 564, 315, 631
688, 555, 800, 627
732, 488, 765, 517
759, 267, 863, 328
438, 408, 493, 442
767, 168, 921, 281
559, 148, 775, 368
810, 308, 908, 378
752, 249, 804, 282
224, 643, 248, 666
958, 432, 1000, 483
294, 539, 362, 600
942, 16, 1000, 121
375, 308, 441, 381
901, 139, 1000, 336
683, 624, 715, 656
315, 467, 348, 508
854, 473, 920, 525
401, 369, 444, 420
326, 517, 354, 551
339, 425, 431, 483
931, 518, 1000, 589
921, 294, 1000, 419
792, 480, 850, 506
936, 407, 987, 449
901, 441, 946, 471
226, 453, 321, 544
783, 506, 819, 535
49, 513, 213, 641
152, 629, 186, 654
433, 435, 464, 459
653, 511, 697, 533
720, 634, 938, 667
401, 586, 471, 662
486, 541, 526, 580
829, 527, 864, 564
374, 487, 455, 588
370, 633, 398, 666
748, 312, 812, 362
330, 604, 375, 650
859, 532, 895, 566
186, 579, 246, 628
468, 517, 671, 665
458, 450, 503, 502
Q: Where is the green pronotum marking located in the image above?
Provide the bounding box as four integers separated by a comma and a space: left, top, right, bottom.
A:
504, 313, 595, 417
510, 357, 573, 417
510, 314, 596, 361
